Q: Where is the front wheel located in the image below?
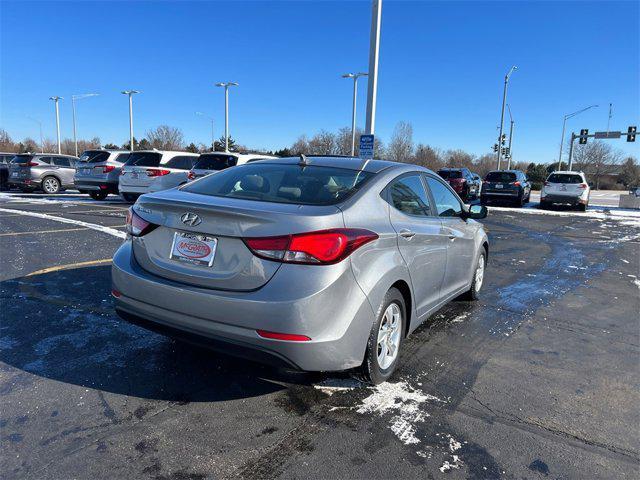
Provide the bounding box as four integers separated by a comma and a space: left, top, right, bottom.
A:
122, 193, 138, 203
461, 251, 486, 301
360, 288, 405, 385
42, 176, 61, 194
89, 190, 109, 201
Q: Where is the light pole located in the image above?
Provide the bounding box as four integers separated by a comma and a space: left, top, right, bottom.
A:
342, 72, 368, 156
496, 66, 517, 170
506, 104, 514, 170
195, 112, 215, 151
557, 104, 598, 170
71, 93, 99, 156
365, 0, 382, 135
215, 82, 238, 152
26, 116, 44, 153
49, 96, 63, 154
121, 90, 140, 152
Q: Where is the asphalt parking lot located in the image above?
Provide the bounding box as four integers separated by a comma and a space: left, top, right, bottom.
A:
1, 192, 639, 479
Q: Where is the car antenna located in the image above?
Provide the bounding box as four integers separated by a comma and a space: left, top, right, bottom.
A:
298, 153, 309, 167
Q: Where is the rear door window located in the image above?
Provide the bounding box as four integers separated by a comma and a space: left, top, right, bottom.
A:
124, 152, 162, 167
165, 155, 197, 170
547, 174, 583, 184
426, 176, 462, 217
485, 171, 516, 183
387, 174, 431, 217
194, 154, 238, 171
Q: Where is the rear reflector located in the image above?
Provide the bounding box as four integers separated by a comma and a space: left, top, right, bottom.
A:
27, 161, 39, 167
256, 330, 311, 342
187, 171, 196, 180
244, 228, 378, 265
125, 207, 158, 237
146, 168, 170, 177
101, 165, 116, 173
111, 289, 121, 298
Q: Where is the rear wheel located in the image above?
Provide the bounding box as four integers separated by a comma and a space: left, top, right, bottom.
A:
122, 193, 138, 203
577, 203, 587, 212
461, 251, 486, 301
42, 176, 61, 194
360, 288, 405, 385
89, 190, 108, 201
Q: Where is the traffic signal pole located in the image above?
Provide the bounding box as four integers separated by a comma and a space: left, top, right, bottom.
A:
566, 125, 636, 171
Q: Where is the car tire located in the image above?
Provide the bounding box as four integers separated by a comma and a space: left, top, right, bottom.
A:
480, 197, 488, 206
89, 190, 109, 201
42, 176, 61, 194
577, 203, 587, 212
539, 201, 548, 210
359, 287, 406, 385
122, 193, 138, 203
461, 250, 486, 301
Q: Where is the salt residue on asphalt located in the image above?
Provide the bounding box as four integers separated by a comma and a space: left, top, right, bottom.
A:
313, 377, 362, 395
356, 381, 441, 446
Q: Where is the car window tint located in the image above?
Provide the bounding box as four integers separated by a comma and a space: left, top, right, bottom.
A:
485, 171, 516, 183
165, 155, 196, 170
388, 174, 431, 217
53, 157, 71, 167
115, 153, 130, 163
438, 170, 462, 179
426, 176, 462, 217
547, 173, 583, 184
194, 154, 238, 170
124, 152, 162, 167
79, 151, 110, 163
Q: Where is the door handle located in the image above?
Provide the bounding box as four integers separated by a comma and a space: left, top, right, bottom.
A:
448, 235, 456, 241
399, 229, 415, 239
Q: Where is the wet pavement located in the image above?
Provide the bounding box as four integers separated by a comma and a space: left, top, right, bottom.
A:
1, 191, 639, 479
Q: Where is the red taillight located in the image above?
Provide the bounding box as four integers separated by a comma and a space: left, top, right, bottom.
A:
146, 168, 170, 177
511, 181, 521, 187
111, 289, 121, 298
101, 165, 115, 173
125, 207, 157, 237
187, 171, 196, 180
27, 161, 38, 167
579, 183, 587, 189
244, 228, 378, 265
256, 330, 311, 342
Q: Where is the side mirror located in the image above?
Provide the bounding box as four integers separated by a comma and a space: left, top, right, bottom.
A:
465, 205, 487, 220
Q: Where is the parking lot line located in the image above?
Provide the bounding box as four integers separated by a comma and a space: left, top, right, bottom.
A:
0, 207, 126, 239
0, 227, 94, 237
26, 258, 113, 277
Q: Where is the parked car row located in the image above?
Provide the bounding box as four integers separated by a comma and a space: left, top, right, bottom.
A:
5, 153, 80, 193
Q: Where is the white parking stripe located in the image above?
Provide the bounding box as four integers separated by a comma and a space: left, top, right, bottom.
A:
0, 208, 126, 239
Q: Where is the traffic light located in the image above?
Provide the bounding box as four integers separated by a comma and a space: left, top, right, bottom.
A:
501, 134, 507, 145
627, 126, 637, 142
579, 129, 589, 145
493, 144, 499, 153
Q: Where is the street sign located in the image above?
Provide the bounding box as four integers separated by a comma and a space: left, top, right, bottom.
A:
359, 134, 374, 159
594, 131, 622, 139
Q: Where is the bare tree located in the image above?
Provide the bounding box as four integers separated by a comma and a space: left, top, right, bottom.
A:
0, 129, 17, 152
290, 135, 310, 155
308, 130, 337, 155
443, 149, 475, 169
146, 125, 185, 150
413, 144, 442, 170
573, 141, 620, 189
387, 121, 414, 162
473, 154, 496, 177
335, 126, 363, 155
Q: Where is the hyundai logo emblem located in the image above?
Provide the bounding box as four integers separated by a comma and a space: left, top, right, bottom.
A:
181, 212, 201, 227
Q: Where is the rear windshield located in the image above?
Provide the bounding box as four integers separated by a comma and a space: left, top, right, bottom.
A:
438, 170, 462, 179
10, 155, 34, 164
194, 154, 238, 171
78, 150, 110, 163
124, 152, 162, 168
486, 171, 517, 183
547, 174, 583, 184
182, 163, 374, 206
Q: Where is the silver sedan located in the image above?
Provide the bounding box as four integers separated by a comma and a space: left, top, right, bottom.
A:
112, 156, 488, 383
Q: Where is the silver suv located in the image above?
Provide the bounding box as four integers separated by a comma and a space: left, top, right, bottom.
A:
8, 153, 79, 194
74, 149, 131, 200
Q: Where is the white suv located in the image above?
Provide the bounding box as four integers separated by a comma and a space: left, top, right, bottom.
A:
118, 150, 199, 202
540, 171, 590, 211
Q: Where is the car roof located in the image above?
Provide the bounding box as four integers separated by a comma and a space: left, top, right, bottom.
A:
132, 150, 199, 155
254, 155, 406, 174
438, 167, 465, 171
550, 170, 584, 175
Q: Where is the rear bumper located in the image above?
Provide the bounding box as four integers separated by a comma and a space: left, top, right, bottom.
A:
482, 190, 520, 199
7, 178, 40, 189
118, 183, 149, 194
74, 179, 119, 193
541, 194, 587, 205
111, 241, 375, 372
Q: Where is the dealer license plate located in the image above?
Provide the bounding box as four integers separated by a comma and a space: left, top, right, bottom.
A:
170, 232, 217, 267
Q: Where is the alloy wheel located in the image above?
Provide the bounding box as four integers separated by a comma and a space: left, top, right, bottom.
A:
377, 303, 402, 370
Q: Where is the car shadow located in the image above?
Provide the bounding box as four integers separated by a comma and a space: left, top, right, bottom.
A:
0, 265, 323, 403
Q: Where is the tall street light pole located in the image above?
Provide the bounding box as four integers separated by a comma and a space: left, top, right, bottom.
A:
496, 66, 517, 170
557, 104, 598, 170
71, 93, 99, 156
121, 90, 140, 152
365, 0, 382, 135
506, 104, 514, 170
195, 111, 215, 151
342, 72, 368, 156
215, 82, 238, 152
26, 116, 44, 153
49, 96, 63, 154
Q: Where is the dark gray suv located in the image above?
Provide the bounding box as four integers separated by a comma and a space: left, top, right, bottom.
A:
7, 154, 79, 193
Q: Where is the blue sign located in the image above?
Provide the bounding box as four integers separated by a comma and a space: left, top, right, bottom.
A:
359, 134, 374, 159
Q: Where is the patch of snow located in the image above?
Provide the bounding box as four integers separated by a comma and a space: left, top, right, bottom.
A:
451, 313, 469, 323
313, 377, 362, 396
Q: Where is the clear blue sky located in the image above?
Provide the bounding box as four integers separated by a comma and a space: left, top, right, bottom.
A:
1, 0, 638, 164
